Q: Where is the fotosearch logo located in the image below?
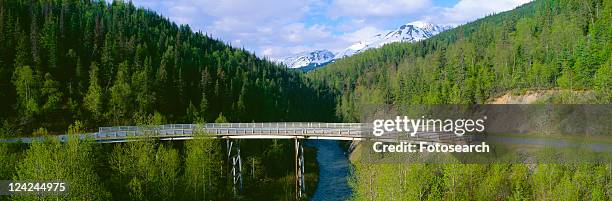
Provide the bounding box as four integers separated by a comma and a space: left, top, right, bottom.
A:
372, 116, 487, 137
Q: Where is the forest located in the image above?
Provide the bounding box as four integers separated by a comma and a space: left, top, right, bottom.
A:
0, 0, 332, 200
0, 0, 336, 135
0, 120, 319, 200
0, 0, 610, 200
308, 0, 611, 122
307, 0, 611, 200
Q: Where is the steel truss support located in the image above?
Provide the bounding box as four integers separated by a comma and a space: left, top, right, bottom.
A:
295, 138, 305, 199
227, 139, 242, 196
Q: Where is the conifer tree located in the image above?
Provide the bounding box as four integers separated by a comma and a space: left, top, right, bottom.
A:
12, 65, 41, 122
84, 62, 103, 119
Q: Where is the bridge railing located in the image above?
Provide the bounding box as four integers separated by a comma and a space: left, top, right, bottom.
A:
201, 122, 362, 128
95, 123, 365, 140
95, 123, 471, 143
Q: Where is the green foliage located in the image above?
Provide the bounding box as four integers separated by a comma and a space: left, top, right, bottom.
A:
349, 162, 610, 201
154, 144, 180, 200
309, 0, 612, 121
0, 0, 335, 133
83, 62, 103, 120
508, 164, 531, 200
0, 143, 19, 180
593, 64, 611, 102
13, 128, 111, 200
215, 112, 228, 123
185, 101, 200, 123
0, 120, 18, 138
31, 127, 47, 137
321, 0, 612, 200
108, 61, 132, 124
11, 65, 41, 122
41, 73, 62, 115
183, 132, 223, 200
109, 140, 157, 200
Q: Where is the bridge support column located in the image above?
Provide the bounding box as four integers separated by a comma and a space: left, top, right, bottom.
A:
295, 138, 305, 199
227, 139, 242, 196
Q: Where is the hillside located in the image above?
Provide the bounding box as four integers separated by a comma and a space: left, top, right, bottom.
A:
314, 1, 611, 200
0, 1, 336, 200
308, 0, 611, 122
0, 0, 336, 134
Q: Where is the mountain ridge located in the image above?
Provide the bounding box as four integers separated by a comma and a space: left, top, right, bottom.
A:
275, 21, 451, 70
334, 21, 451, 59
273, 50, 335, 69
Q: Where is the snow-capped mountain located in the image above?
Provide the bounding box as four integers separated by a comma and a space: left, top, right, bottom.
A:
274, 21, 451, 71
334, 21, 451, 59
274, 50, 335, 69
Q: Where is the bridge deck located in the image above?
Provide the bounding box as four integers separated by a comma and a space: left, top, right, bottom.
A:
0, 123, 466, 144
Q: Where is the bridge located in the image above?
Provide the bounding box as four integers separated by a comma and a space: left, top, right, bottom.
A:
0, 122, 464, 199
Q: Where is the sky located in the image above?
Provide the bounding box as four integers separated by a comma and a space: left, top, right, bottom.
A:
112, 0, 531, 59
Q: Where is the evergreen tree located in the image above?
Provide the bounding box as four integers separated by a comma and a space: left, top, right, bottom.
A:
12, 65, 41, 122
132, 57, 154, 113
41, 15, 58, 71
84, 62, 103, 120
215, 112, 228, 123
592, 64, 611, 102
1, 0, 336, 131
41, 72, 62, 115
108, 61, 132, 124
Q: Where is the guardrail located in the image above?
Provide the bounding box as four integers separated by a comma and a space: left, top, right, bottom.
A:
93, 123, 470, 143
0, 123, 472, 143
95, 123, 365, 140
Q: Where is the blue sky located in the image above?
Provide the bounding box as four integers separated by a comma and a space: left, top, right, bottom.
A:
115, 0, 531, 58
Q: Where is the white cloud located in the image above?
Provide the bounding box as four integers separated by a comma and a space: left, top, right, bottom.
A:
328, 0, 432, 18
341, 26, 384, 43
258, 27, 350, 58
127, 0, 316, 58
281, 23, 332, 43
123, 0, 532, 59
425, 0, 532, 25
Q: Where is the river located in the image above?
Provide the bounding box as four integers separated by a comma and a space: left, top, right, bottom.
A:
307, 140, 352, 201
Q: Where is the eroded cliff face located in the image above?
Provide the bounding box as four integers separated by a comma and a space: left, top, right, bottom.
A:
490, 90, 597, 104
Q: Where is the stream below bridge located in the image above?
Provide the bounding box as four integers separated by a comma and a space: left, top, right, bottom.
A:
307, 140, 353, 201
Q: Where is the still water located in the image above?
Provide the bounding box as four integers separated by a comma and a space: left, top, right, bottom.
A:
307, 140, 352, 201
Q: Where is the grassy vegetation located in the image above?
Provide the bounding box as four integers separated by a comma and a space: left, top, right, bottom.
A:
348, 143, 610, 200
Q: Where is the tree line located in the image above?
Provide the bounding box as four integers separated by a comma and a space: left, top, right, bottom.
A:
0, 0, 336, 135
349, 162, 609, 200
308, 0, 611, 122
308, 0, 611, 200
0, 119, 317, 201
0, 0, 330, 200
